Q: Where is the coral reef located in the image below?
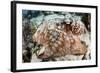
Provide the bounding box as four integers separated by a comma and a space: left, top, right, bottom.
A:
22, 10, 91, 62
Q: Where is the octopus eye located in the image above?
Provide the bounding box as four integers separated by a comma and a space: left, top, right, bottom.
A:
56, 23, 59, 26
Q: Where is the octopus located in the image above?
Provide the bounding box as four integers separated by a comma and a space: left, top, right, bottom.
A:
32, 19, 89, 61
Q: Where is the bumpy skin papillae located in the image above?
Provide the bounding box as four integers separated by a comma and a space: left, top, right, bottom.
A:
33, 19, 87, 60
